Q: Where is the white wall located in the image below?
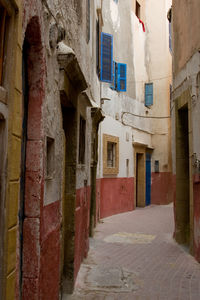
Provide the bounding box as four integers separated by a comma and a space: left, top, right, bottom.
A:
98, 0, 172, 178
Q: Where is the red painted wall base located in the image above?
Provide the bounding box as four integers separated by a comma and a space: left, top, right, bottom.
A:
40, 201, 61, 300
74, 186, 91, 280
99, 177, 134, 219
151, 172, 174, 205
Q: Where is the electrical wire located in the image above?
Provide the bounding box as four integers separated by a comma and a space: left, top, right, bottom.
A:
122, 111, 171, 119
127, 74, 172, 83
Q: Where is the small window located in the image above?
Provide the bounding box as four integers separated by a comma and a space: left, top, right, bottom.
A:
46, 137, 55, 179
103, 134, 119, 175
145, 83, 153, 106
113, 0, 118, 3
126, 159, 129, 177
107, 142, 116, 167
135, 1, 141, 18
155, 160, 159, 173
0, 5, 7, 85
78, 116, 86, 164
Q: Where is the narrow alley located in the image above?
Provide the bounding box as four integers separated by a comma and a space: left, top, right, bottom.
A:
1, 0, 200, 299
64, 204, 200, 300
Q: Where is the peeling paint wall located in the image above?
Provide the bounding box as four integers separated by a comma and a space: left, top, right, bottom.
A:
20, 0, 102, 297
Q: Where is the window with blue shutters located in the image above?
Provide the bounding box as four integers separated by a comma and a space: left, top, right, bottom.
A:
145, 83, 153, 106
117, 63, 127, 92
100, 32, 113, 83
110, 62, 127, 92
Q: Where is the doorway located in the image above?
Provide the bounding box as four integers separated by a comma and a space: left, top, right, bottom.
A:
62, 105, 77, 293
175, 105, 190, 246
0, 114, 5, 299
19, 16, 45, 298
18, 39, 29, 297
145, 153, 151, 206
136, 152, 145, 207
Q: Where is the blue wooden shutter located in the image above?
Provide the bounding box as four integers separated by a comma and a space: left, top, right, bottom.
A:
145, 83, 153, 106
100, 32, 113, 83
117, 63, 127, 92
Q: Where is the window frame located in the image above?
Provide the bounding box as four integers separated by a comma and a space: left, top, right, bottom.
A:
103, 134, 119, 175
117, 63, 127, 92
145, 82, 153, 106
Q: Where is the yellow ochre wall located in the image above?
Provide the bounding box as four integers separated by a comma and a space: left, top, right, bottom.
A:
0, 0, 22, 299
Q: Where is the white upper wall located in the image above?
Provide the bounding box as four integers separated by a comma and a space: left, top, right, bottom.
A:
98, 0, 172, 176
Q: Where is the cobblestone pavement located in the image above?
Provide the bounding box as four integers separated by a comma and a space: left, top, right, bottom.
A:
63, 204, 200, 300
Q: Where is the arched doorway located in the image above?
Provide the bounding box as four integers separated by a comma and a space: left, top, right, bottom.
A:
20, 16, 45, 299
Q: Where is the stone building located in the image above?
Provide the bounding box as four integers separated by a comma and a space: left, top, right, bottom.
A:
1, 0, 104, 298
0, 0, 23, 299
97, 0, 173, 219
171, 0, 200, 260
0, 0, 174, 298
20, 0, 105, 298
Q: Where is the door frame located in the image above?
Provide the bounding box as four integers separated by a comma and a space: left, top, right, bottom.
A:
145, 152, 151, 206
134, 143, 146, 208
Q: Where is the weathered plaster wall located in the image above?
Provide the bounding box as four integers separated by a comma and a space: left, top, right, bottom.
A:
47, 0, 101, 106
41, 0, 105, 294
145, 0, 172, 174
172, 0, 200, 260
172, 50, 200, 257
173, 0, 200, 75
21, 0, 98, 297
98, 0, 172, 217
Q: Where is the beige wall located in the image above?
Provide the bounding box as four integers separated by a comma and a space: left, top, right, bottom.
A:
173, 0, 200, 75
145, 0, 172, 172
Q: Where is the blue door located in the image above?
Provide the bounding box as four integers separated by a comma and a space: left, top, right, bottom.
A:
146, 153, 151, 206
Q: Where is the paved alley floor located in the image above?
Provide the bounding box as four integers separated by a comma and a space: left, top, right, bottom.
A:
63, 204, 200, 300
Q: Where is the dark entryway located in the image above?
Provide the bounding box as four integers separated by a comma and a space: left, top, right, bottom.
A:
0, 114, 5, 300
61, 105, 77, 293
145, 153, 151, 206
136, 153, 145, 207
175, 105, 190, 246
